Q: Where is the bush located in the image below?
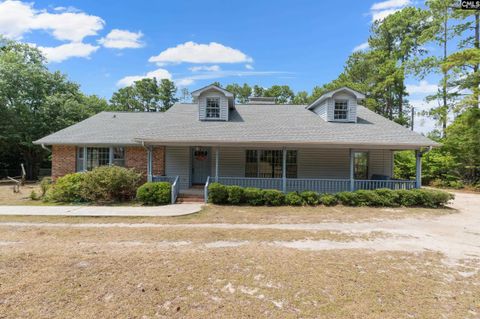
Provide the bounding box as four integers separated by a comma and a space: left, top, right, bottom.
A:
285, 192, 303, 206
319, 194, 338, 206
336, 191, 359, 206
227, 185, 245, 204
46, 173, 86, 203
29, 190, 39, 200
243, 187, 264, 206
354, 190, 385, 206
208, 183, 228, 204
415, 189, 454, 208
300, 191, 320, 205
136, 182, 171, 205
396, 189, 421, 206
262, 189, 285, 206
373, 188, 399, 206
39, 177, 52, 197
80, 166, 141, 203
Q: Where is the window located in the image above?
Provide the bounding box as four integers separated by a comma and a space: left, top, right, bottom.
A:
76, 147, 84, 172
87, 147, 110, 171
334, 100, 348, 120
76, 147, 126, 172
245, 150, 297, 178
112, 147, 125, 167
354, 152, 369, 180
206, 97, 220, 119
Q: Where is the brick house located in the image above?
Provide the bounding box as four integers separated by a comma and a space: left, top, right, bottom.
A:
35, 85, 438, 201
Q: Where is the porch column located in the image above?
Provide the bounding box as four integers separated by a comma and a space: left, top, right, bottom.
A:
349, 149, 354, 191
215, 147, 219, 182
282, 147, 287, 193
83, 146, 87, 172
147, 146, 153, 182
415, 150, 422, 189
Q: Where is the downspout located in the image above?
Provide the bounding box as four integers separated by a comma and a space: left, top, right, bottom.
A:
41, 144, 51, 153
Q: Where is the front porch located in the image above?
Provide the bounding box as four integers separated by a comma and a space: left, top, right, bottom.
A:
148, 145, 423, 203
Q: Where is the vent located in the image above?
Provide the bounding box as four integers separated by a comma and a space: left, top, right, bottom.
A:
248, 96, 276, 105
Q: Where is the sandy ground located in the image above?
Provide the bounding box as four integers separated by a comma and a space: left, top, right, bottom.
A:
0, 191, 479, 318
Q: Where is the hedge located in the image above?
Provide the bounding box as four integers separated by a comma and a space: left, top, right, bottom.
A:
207, 183, 453, 208
136, 182, 171, 205
46, 166, 142, 203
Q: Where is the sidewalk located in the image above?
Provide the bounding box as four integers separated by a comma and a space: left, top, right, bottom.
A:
0, 204, 202, 217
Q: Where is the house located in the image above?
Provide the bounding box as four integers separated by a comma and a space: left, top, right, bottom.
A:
34, 85, 438, 202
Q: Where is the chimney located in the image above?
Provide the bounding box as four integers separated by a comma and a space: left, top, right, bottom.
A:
248, 97, 276, 105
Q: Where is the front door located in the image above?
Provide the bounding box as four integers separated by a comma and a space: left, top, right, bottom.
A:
191, 147, 211, 184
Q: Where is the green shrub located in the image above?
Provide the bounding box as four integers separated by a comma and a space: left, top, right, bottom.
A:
320, 194, 338, 206
336, 191, 359, 206
136, 182, 171, 205
285, 192, 303, 206
80, 166, 141, 203
262, 189, 285, 206
416, 189, 454, 208
29, 190, 39, 200
208, 183, 228, 204
227, 185, 245, 204
373, 188, 399, 206
39, 177, 52, 197
243, 187, 264, 206
46, 173, 86, 203
354, 190, 385, 206
396, 189, 421, 206
300, 191, 320, 205
447, 180, 464, 189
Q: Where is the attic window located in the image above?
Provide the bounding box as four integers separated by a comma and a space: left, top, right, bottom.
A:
334, 100, 348, 120
206, 97, 220, 119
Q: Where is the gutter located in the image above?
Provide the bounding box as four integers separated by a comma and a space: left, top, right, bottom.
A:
41, 143, 51, 153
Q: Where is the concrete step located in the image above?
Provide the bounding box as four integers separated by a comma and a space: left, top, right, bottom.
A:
176, 194, 204, 203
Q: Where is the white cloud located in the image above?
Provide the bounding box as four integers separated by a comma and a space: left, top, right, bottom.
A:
174, 70, 288, 87
188, 65, 220, 72
99, 29, 144, 49
353, 42, 369, 52
370, 0, 410, 22
406, 80, 438, 95
38, 42, 99, 63
409, 99, 438, 134
148, 41, 253, 65
245, 64, 254, 70
371, 0, 410, 11
117, 68, 172, 87
0, 0, 104, 41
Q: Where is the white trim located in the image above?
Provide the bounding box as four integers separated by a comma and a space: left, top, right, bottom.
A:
191, 84, 234, 98
306, 87, 365, 110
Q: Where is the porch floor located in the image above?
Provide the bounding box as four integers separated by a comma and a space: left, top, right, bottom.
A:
180, 186, 204, 196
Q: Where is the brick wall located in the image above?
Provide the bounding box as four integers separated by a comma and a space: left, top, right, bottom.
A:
51, 145, 166, 180
52, 145, 76, 180
125, 146, 165, 179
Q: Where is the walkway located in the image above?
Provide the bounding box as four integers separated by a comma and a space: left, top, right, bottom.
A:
0, 203, 202, 217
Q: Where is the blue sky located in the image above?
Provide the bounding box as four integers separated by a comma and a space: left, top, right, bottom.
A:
0, 0, 439, 133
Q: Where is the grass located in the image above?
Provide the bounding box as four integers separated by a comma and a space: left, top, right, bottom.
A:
0, 226, 478, 318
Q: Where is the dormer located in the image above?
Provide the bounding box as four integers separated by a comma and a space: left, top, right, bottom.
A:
191, 85, 235, 121
306, 87, 365, 123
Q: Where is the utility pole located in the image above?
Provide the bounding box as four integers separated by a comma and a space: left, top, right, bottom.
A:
411, 107, 415, 131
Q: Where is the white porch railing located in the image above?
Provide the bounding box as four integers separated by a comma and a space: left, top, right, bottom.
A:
171, 176, 180, 204
286, 179, 351, 193
354, 179, 415, 190
206, 177, 416, 200
204, 176, 211, 202
216, 177, 283, 190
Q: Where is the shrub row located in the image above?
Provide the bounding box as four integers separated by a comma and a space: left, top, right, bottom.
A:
207, 183, 453, 208
46, 166, 171, 205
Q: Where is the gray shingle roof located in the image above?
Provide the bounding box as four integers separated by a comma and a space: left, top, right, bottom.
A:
35, 103, 439, 149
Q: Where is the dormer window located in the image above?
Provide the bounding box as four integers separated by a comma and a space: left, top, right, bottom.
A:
206, 97, 221, 119
334, 100, 348, 120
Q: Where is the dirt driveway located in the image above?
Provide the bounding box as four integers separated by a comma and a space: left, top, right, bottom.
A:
0, 192, 479, 318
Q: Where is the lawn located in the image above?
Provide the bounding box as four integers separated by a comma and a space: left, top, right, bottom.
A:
0, 224, 478, 318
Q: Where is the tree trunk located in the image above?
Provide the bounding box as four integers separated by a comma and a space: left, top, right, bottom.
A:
474, 12, 479, 109
442, 14, 448, 137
